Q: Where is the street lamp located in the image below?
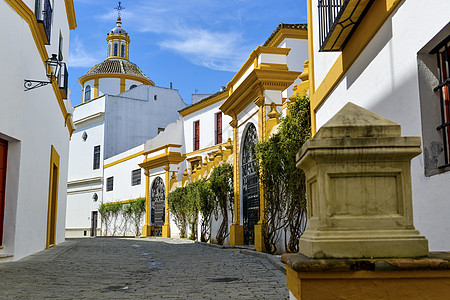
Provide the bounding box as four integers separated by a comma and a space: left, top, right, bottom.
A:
24, 54, 61, 91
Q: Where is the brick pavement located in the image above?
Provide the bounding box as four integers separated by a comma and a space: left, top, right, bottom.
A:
0, 237, 288, 299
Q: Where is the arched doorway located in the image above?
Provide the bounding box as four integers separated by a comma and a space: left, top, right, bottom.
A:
242, 123, 259, 245
150, 177, 165, 236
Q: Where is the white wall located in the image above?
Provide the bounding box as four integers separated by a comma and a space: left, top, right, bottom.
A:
313, 0, 450, 251
183, 100, 233, 155
280, 38, 309, 99
104, 85, 187, 159
0, 0, 73, 260
103, 144, 145, 203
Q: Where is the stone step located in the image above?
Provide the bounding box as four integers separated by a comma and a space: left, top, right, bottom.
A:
0, 254, 13, 262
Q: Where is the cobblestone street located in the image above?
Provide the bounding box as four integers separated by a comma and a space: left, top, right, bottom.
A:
0, 238, 288, 299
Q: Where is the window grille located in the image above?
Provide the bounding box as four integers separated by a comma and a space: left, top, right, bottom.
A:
131, 169, 141, 186
85, 85, 91, 101
433, 36, 450, 168
106, 177, 114, 192
93, 145, 100, 170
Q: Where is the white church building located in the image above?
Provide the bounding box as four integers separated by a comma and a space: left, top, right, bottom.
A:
65, 16, 186, 238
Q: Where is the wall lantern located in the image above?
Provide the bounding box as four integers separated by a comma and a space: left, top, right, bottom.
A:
24, 54, 60, 91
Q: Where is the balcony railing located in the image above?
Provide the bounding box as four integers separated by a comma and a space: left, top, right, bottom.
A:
58, 62, 69, 99
318, 0, 374, 52
36, 0, 52, 44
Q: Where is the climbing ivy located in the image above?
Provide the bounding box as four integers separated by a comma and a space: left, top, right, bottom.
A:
254, 95, 310, 253
98, 198, 146, 236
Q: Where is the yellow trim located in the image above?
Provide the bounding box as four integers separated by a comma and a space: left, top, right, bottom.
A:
265, 27, 308, 47
162, 165, 171, 238
63, 0, 77, 30
179, 91, 228, 117
101, 198, 144, 206
309, 0, 402, 134
185, 141, 229, 157
46, 145, 60, 249
104, 150, 145, 169
307, 0, 316, 134
232, 119, 240, 224
226, 46, 291, 92
221, 69, 301, 116
139, 152, 185, 170
120, 77, 126, 93
94, 78, 99, 98
4, 0, 75, 137
79, 73, 154, 88
144, 144, 182, 156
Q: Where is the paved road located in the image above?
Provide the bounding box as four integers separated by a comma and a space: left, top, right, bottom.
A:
0, 237, 288, 299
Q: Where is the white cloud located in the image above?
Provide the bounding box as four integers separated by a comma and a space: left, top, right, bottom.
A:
158, 28, 249, 72
68, 37, 101, 68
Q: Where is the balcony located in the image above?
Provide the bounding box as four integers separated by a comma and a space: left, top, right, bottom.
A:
318, 0, 374, 52
35, 0, 52, 44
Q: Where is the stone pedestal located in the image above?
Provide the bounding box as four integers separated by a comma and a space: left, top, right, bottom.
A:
296, 103, 428, 258
282, 252, 450, 300
230, 224, 244, 246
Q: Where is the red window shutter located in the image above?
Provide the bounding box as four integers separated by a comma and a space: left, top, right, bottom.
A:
194, 121, 200, 150
216, 112, 222, 144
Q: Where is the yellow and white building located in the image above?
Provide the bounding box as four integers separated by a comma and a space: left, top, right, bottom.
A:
307, 0, 450, 252
138, 23, 309, 251
0, 0, 76, 260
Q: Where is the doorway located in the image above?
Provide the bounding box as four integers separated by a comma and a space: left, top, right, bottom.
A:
91, 211, 98, 237
0, 138, 8, 246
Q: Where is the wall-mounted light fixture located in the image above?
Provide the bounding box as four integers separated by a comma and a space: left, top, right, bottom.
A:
24, 54, 60, 91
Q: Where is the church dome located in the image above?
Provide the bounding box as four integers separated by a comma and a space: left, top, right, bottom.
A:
81, 59, 153, 85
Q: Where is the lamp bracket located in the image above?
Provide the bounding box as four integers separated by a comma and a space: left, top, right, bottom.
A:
24, 79, 52, 91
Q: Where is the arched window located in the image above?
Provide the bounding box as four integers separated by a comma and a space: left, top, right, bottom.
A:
113, 43, 118, 56
121, 44, 126, 58
130, 84, 137, 90
85, 85, 91, 101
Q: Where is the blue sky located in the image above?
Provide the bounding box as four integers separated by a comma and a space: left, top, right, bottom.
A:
68, 0, 308, 106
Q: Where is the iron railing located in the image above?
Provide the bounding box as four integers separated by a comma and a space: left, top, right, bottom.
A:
36, 0, 52, 43
318, 0, 344, 51
434, 37, 450, 168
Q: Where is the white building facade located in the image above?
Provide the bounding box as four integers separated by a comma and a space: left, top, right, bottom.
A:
308, 0, 450, 251
0, 0, 76, 260
66, 17, 186, 238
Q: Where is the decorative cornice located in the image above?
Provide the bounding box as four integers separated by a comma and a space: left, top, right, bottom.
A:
67, 177, 103, 187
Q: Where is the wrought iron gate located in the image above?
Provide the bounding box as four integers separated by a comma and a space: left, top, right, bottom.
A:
150, 177, 165, 236
242, 123, 259, 245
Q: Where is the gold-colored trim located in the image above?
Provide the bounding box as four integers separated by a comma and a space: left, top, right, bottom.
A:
310, 0, 402, 134
79, 73, 154, 88
226, 46, 292, 92
307, 0, 316, 134
94, 78, 99, 98
63, 0, 77, 30
120, 77, 126, 93
102, 198, 144, 206
179, 91, 228, 117
143, 144, 182, 155
185, 141, 229, 157
104, 150, 144, 169
4, 0, 75, 137
221, 69, 301, 116
46, 145, 60, 249
139, 152, 185, 170
265, 27, 308, 47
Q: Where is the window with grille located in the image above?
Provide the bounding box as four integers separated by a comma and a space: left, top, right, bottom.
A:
193, 120, 200, 150
215, 112, 222, 144
93, 145, 100, 170
106, 177, 114, 192
85, 85, 91, 101
132, 169, 141, 186
121, 43, 126, 58
113, 43, 118, 56
434, 36, 450, 168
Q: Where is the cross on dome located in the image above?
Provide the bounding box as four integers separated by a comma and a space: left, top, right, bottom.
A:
114, 1, 125, 19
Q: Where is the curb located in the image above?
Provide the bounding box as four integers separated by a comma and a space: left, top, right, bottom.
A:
195, 241, 286, 274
